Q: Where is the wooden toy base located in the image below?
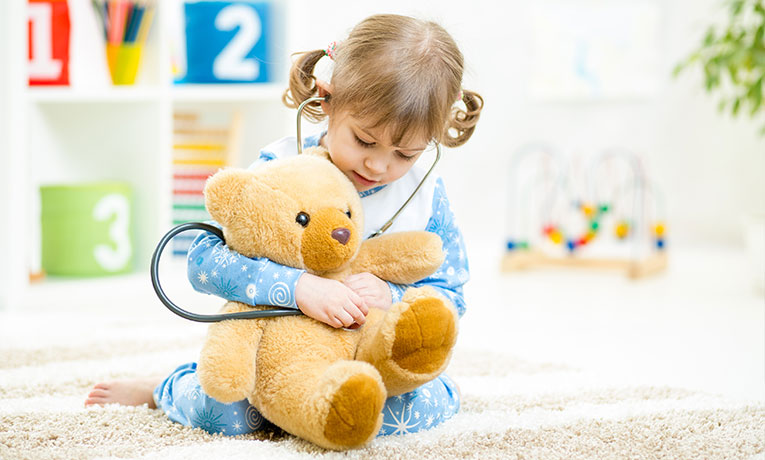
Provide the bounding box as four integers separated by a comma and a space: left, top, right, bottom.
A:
501, 250, 668, 279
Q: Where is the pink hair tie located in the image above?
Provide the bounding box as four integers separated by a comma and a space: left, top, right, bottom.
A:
325, 41, 338, 60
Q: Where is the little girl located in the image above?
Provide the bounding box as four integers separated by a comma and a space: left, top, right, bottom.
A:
86, 13, 482, 438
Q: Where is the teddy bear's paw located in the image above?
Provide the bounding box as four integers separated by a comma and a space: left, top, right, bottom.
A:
390, 295, 458, 376
321, 364, 386, 448
355, 293, 459, 396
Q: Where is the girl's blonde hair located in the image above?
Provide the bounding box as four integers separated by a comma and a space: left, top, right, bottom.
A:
283, 14, 483, 148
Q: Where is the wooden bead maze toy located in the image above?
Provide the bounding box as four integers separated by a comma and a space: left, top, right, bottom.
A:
502, 144, 667, 279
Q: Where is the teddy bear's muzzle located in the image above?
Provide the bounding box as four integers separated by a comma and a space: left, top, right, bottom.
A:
301, 209, 359, 273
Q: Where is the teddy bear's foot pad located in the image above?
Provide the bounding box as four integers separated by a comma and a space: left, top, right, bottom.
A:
391, 297, 456, 374
323, 374, 385, 447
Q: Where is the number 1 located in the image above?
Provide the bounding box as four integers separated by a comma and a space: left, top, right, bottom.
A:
28, 2, 63, 80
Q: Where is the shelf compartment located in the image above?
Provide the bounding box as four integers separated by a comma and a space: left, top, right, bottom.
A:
27, 86, 163, 104
171, 83, 285, 102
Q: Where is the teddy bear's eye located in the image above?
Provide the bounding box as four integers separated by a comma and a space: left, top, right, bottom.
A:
345, 210, 352, 219
296, 212, 310, 227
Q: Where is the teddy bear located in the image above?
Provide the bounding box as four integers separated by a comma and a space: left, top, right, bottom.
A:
196, 147, 459, 450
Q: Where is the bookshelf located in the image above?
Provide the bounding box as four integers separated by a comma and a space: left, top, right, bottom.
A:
0, 0, 295, 310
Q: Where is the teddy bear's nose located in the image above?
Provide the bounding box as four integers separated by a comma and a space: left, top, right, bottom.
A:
331, 228, 351, 245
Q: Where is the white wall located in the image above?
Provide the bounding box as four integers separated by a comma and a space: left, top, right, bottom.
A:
0, 0, 28, 309
0, 0, 8, 309
289, 0, 764, 261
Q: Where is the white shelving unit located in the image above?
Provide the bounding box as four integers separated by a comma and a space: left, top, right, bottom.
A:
0, 0, 295, 310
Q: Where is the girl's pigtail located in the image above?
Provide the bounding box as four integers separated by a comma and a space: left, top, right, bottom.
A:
442, 89, 484, 148
282, 49, 328, 122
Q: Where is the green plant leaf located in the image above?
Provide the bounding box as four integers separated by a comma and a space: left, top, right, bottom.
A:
754, 48, 765, 66
731, 0, 745, 16
755, 2, 765, 17
728, 63, 741, 83
749, 76, 763, 115
704, 27, 717, 46
675, 0, 765, 135
732, 97, 742, 115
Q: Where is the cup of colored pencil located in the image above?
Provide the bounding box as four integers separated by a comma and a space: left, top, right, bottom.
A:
92, 0, 155, 85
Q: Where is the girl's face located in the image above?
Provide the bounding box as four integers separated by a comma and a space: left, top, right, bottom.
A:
321, 110, 430, 192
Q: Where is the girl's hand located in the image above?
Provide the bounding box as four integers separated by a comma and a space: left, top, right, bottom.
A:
343, 273, 393, 311
295, 273, 369, 328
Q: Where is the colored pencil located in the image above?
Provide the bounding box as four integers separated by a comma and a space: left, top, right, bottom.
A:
136, 3, 155, 45
91, 0, 154, 46
125, 5, 145, 43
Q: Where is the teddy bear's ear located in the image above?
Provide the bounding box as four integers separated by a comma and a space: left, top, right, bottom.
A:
302, 146, 332, 161
204, 168, 256, 227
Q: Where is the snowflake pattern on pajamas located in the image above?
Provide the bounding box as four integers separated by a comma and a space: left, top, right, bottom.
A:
210, 245, 239, 271
192, 407, 226, 434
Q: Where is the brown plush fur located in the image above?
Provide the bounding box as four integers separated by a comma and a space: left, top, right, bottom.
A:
197, 147, 459, 450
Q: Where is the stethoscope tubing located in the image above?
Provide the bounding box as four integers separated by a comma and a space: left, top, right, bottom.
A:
150, 222, 304, 322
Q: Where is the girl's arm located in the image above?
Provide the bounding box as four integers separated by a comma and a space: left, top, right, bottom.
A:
186, 225, 305, 309
187, 226, 368, 327
387, 178, 469, 317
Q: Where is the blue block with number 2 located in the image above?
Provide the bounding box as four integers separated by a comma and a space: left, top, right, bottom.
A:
182, 1, 272, 83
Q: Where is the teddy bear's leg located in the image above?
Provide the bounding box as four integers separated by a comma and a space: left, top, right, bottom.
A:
355, 286, 458, 396
197, 301, 265, 404
251, 319, 386, 450
256, 360, 386, 450
316, 360, 387, 449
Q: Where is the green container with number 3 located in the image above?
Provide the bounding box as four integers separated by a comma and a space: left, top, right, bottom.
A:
41, 182, 134, 277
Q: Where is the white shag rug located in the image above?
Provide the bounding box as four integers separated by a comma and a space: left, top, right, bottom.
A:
1, 286, 763, 460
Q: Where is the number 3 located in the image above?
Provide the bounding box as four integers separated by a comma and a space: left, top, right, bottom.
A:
213, 4, 262, 81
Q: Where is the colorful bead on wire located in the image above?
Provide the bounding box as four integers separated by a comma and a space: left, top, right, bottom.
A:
325, 41, 338, 60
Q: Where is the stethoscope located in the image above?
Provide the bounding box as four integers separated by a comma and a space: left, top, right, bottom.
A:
151, 96, 441, 323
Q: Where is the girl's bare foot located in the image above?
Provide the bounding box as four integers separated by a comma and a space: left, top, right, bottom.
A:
84, 378, 162, 408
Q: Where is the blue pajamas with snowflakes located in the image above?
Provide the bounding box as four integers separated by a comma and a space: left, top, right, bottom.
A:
153, 362, 460, 436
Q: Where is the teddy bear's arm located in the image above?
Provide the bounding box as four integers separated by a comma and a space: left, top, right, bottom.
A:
197, 301, 265, 404
351, 231, 445, 284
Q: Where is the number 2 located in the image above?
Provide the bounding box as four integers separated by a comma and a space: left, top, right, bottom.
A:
213, 4, 262, 81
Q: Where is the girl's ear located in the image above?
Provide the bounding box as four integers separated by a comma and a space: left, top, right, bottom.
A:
316, 79, 334, 113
